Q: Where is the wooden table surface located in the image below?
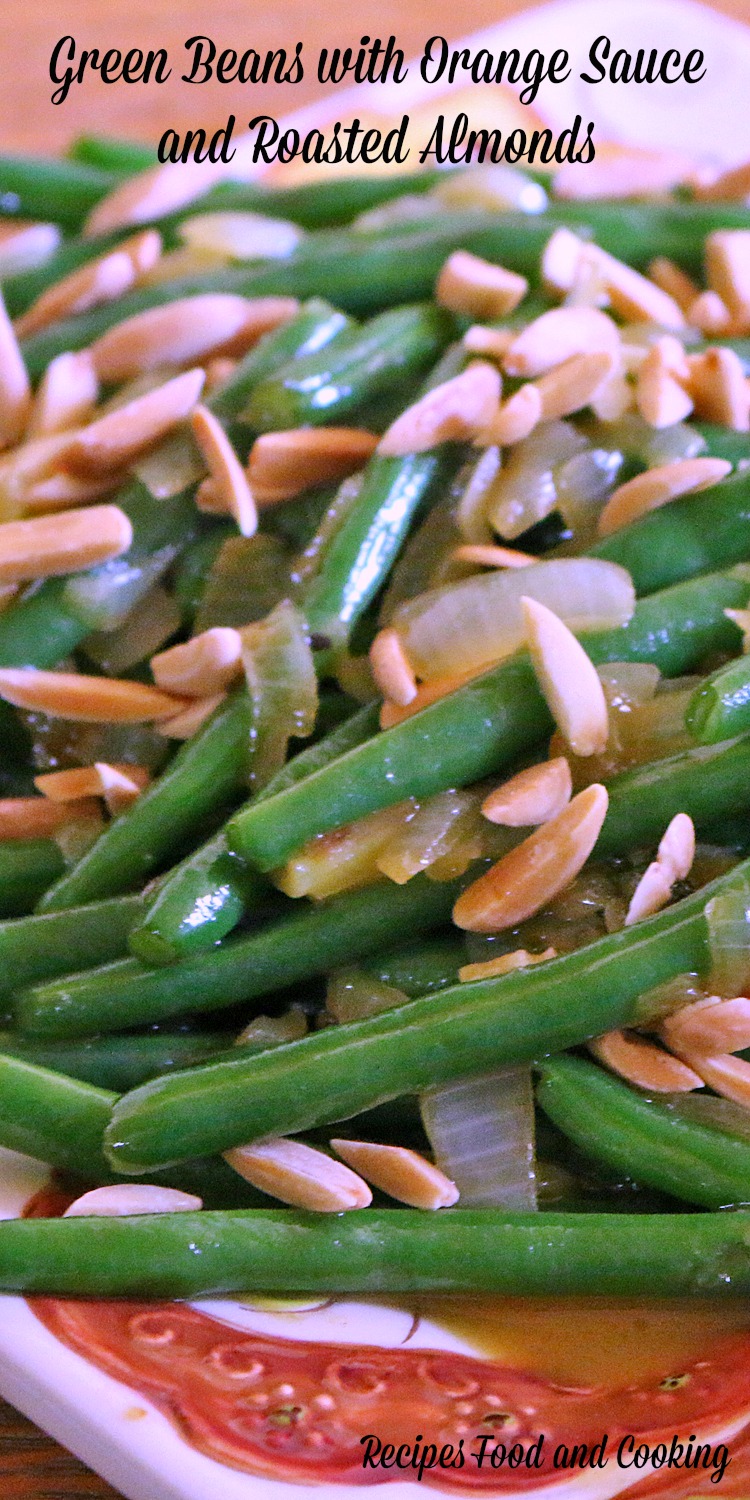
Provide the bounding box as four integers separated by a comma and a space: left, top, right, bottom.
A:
0, 0, 748, 1494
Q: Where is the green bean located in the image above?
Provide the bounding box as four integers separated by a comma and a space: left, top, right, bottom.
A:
0, 1029, 233, 1093
207, 297, 354, 424
0, 840, 65, 917
1, 1207, 749, 1299
0, 892, 141, 993
37, 690, 252, 911
0, 153, 117, 230
243, 305, 453, 432
20, 873, 461, 1039
693, 422, 750, 464
362, 937, 465, 995
229, 568, 750, 872
685, 655, 750, 744
128, 702, 380, 963
536, 1053, 750, 1210
598, 735, 750, 854
551, 197, 750, 276
591, 470, 750, 596
4, 236, 124, 320
103, 858, 747, 1171
67, 134, 157, 174
171, 523, 236, 622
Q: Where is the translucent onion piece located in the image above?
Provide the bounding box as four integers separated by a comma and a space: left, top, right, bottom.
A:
391, 557, 635, 682
377, 787, 485, 885
644, 422, 707, 467
83, 585, 181, 675
554, 446, 623, 542
275, 801, 415, 901
705, 872, 750, 998
241, 598, 318, 794
379, 502, 462, 625
54, 802, 105, 865
454, 446, 501, 546
486, 420, 589, 540
597, 661, 661, 710
21, 711, 171, 777
654, 1093, 750, 1143
195, 534, 290, 632
62, 543, 182, 633
420, 1068, 537, 1209
326, 969, 410, 1023
582, 412, 705, 470
434, 164, 548, 216
179, 211, 302, 261
133, 430, 205, 499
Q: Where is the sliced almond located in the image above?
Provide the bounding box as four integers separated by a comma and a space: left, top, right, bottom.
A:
0, 796, 94, 841
436, 250, 527, 320
477, 382, 542, 447
590, 1030, 703, 1092
597, 457, 731, 537
668, 1050, 750, 1109
705, 230, 750, 332
27, 350, 99, 439
330, 1139, 458, 1210
647, 258, 700, 314
687, 347, 749, 430
23, 471, 122, 512
377, 362, 502, 457
687, 291, 732, 336
636, 338, 694, 429
624, 862, 675, 927
580, 246, 686, 330
462, 326, 514, 361
459, 946, 556, 982
0, 290, 31, 448
534, 350, 615, 421
247, 427, 378, 505
452, 783, 608, 933
35, 762, 150, 814
369, 627, 417, 708
657, 811, 695, 883
696, 160, 750, 202
61, 369, 205, 478
14, 230, 162, 339
379, 670, 478, 730
0, 503, 132, 584
541, 227, 588, 297
84, 158, 231, 238
522, 596, 608, 756
64, 1185, 202, 1217
204, 356, 239, 395
191, 404, 257, 536
451, 543, 536, 569
224, 1137, 372, 1212
625, 812, 694, 927
0, 668, 188, 722
151, 627, 243, 698
503, 307, 620, 378
661, 996, 750, 1054
89, 295, 297, 382
482, 757, 572, 827
157, 692, 226, 739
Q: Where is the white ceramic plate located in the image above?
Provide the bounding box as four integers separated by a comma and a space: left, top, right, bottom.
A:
3, 3, 750, 1496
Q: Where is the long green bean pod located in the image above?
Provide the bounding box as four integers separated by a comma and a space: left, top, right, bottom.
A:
0, 840, 65, 917
0, 153, 118, 229
0, 892, 141, 993
591, 470, 750, 596
229, 568, 750, 872
685, 654, 750, 744
536, 1053, 750, 1210
103, 858, 749, 1171
1, 1208, 749, 1300
598, 735, 750, 854
0, 1029, 234, 1093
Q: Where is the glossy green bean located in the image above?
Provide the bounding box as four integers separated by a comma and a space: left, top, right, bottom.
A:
0, 153, 117, 229
591, 470, 750, 596
685, 655, 750, 744
207, 297, 354, 424
67, 134, 157, 173
0, 892, 141, 993
536, 1053, 750, 1210
19, 874, 461, 1039
0, 840, 65, 917
598, 735, 750, 854
229, 568, 750, 872
103, 859, 746, 1171
1, 1208, 748, 1299
0, 1029, 233, 1093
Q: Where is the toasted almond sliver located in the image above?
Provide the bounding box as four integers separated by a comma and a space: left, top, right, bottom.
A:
14, 230, 162, 339
90, 295, 297, 382
452, 783, 608, 933
482, 757, 572, 827
23, 472, 123, 512
459, 946, 556, 982
522, 596, 608, 757
64, 1185, 202, 1217
657, 811, 695, 883
625, 861, 675, 927
477, 383, 541, 447
580, 246, 686, 331
687, 347, 749, 431
533, 350, 615, 421
191, 404, 257, 537
35, 762, 150, 812
157, 692, 226, 739
436, 250, 528, 321
204, 356, 239, 395
84, 158, 230, 239
379, 670, 478, 730
0, 668, 188, 723
0, 796, 94, 841
27, 350, 100, 439
590, 1030, 703, 1092
503, 307, 620, 378
61, 369, 205, 478
636, 340, 694, 429
377, 362, 502, 457
687, 290, 732, 336
696, 160, 750, 202
597, 457, 732, 537
541, 227, 589, 297
247, 427, 379, 505
669, 1050, 750, 1109
662, 996, 750, 1054
462, 326, 514, 361
151, 627, 244, 698
369, 627, 418, 708
224, 1138, 372, 1212
330, 1140, 459, 1210
452, 543, 537, 569
725, 607, 750, 652
0, 290, 31, 448
0, 503, 132, 584
647, 258, 700, 314
705, 230, 750, 331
